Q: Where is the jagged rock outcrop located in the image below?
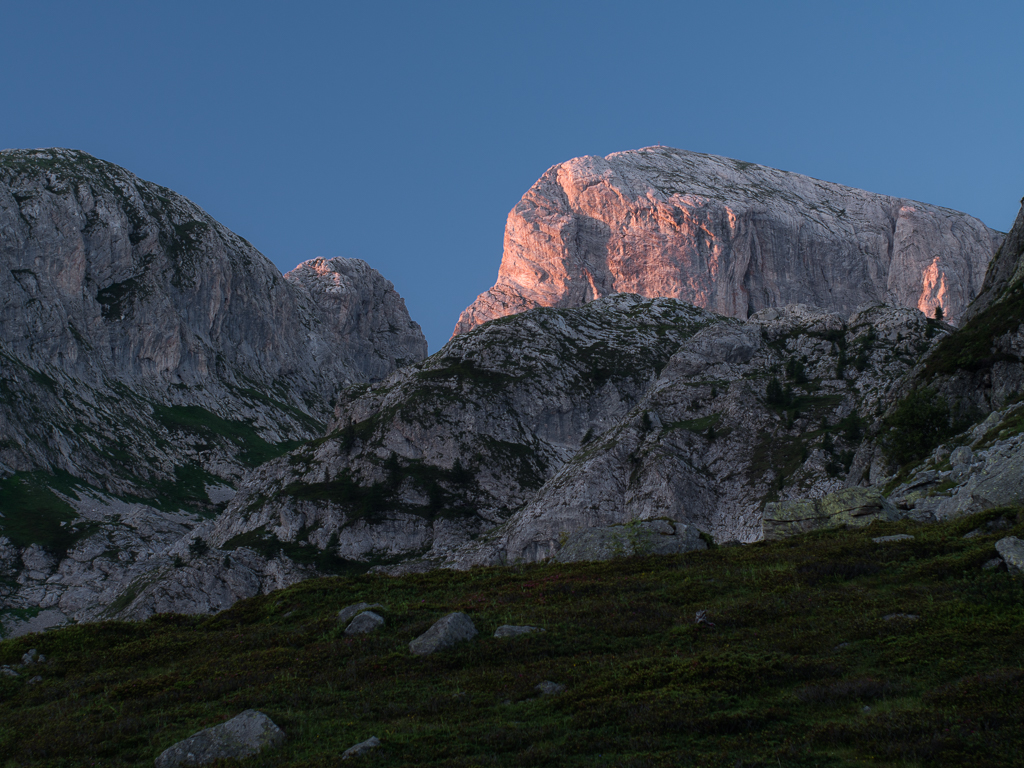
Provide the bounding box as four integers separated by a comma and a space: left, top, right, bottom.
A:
452, 303, 939, 565
0, 148, 425, 634
772, 204, 1024, 541
455, 146, 1000, 335
847, 200, 1024, 489
961, 199, 1024, 323
191, 295, 942, 579
195, 295, 718, 574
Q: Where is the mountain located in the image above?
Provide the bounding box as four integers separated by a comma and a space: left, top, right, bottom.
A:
188, 296, 944, 587
843, 199, 1024, 518
4, 146, 1022, 637
454, 146, 1001, 335
195, 196, 1024, 587
0, 149, 426, 635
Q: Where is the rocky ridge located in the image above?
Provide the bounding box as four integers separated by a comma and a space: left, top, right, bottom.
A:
769, 200, 1024, 540
3, 148, 1022, 636
455, 146, 1000, 334
173, 295, 947, 587
0, 149, 426, 635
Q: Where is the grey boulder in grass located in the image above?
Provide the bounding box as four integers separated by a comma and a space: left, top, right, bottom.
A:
494, 625, 544, 638
154, 709, 285, 767
337, 602, 384, 624
995, 536, 1024, 574
409, 612, 478, 655
345, 611, 385, 635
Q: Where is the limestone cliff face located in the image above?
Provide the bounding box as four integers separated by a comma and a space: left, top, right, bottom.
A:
0, 148, 425, 490
454, 147, 1001, 335
0, 148, 425, 635
283, 257, 427, 383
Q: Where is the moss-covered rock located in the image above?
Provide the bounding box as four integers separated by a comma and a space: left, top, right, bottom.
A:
763, 487, 899, 540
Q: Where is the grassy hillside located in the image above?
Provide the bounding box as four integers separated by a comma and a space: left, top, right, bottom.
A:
1, 509, 1022, 767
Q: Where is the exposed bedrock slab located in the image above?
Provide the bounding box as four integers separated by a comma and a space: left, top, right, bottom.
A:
554, 519, 707, 563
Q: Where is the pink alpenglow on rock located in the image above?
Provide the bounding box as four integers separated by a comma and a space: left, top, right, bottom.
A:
454, 146, 1000, 335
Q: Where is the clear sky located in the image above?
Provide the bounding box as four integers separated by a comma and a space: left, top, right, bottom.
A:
2, 1, 1021, 352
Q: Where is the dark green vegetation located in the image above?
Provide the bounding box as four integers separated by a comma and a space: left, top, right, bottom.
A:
880, 389, 966, 469
0, 471, 98, 558
2, 510, 1022, 767
152, 405, 304, 470
922, 282, 1023, 378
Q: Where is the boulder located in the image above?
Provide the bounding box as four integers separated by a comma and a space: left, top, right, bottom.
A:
154, 710, 285, 768
337, 603, 383, 625
949, 446, 974, 467
554, 520, 706, 563
409, 612, 478, 656
344, 611, 384, 635
494, 625, 544, 638
995, 537, 1024, 574
342, 736, 381, 760
535, 681, 566, 695
872, 534, 914, 543
763, 488, 899, 540
963, 516, 1014, 539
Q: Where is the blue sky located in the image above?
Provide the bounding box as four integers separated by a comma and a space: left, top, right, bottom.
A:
2, 1, 1021, 352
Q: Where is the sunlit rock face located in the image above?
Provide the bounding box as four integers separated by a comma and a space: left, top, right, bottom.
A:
454, 146, 1001, 335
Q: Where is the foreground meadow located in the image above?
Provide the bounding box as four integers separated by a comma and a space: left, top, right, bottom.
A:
1, 508, 1022, 767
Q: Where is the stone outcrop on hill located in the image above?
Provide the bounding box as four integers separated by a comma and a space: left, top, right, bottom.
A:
185, 296, 944, 582
0, 148, 425, 635
762, 488, 898, 540
154, 709, 286, 768
454, 147, 1000, 335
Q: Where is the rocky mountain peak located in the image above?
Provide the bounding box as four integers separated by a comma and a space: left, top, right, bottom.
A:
0, 149, 427, 635
283, 256, 427, 382
454, 146, 1001, 335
